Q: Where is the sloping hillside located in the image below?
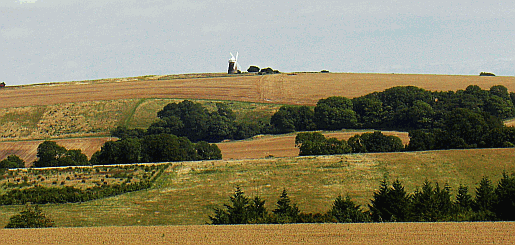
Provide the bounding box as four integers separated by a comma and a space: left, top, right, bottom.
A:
2, 73, 514, 108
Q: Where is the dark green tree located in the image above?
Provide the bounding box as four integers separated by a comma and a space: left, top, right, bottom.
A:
329, 195, 367, 223
272, 189, 300, 223
195, 141, 222, 160
369, 178, 410, 222
0, 155, 25, 169
410, 181, 453, 221
493, 172, 515, 221
5, 204, 54, 228
271, 106, 316, 133
33, 141, 67, 167
209, 187, 267, 224
348, 131, 404, 153
314, 96, 357, 130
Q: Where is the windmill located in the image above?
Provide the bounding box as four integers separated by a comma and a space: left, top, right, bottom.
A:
228, 52, 241, 74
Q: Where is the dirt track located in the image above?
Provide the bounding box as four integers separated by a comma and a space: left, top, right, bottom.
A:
3, 73, 515, 108
1, 222, 513, 245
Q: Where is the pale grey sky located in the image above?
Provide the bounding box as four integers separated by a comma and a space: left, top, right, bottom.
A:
1, 0, 514, 85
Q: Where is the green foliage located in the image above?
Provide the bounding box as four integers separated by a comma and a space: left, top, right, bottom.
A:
272, 189, 300, 223
5, 204, 54, 228
271, 106, 316, 133
330, 195, 368, 223
410, 181, 453, 222
0, 155, 25, 169
209, 187, 268, 224
314, 97, 357, 130
369, 178, 410, 222
247, 66, 260, 73
493, 172, 515, 220
34, 141, 89, 167
295, 132, 351, 156
348, 131, 404, 153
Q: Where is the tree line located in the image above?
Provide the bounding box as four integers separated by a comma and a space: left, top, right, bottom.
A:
210, 172, 515, 224
295, 131, 404, 155
272, 85, 515, 152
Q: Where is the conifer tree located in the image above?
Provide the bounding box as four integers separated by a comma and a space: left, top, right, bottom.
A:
273, 189, 300, 223
330, 195, 367, 223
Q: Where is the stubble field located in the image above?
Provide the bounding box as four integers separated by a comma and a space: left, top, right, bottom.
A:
2, 73, 515, 108
1, 222, 514, 245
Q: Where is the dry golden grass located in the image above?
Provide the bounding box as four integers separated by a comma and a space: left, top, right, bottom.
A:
2, 73, 514, 108
0, 222, 514, 244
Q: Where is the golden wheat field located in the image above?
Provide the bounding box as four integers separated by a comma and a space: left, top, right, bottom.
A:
2, 73, 515, 108
1, 222, 514, 245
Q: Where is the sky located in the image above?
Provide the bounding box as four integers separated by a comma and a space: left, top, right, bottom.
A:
1, 0, 514, 85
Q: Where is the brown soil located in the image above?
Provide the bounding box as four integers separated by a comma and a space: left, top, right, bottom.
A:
0, 222, 513, 245
2, 73, 514, 108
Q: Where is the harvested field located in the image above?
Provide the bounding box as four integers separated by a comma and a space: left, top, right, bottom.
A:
218, 131, 409, 159
0, 137, 112, 166
1, 222, 514, 245
2, 73, 515, 108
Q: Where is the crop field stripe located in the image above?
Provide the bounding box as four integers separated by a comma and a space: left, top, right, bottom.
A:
0, 222, 514, 245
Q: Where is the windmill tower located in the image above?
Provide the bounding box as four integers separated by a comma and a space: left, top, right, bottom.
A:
228, 52, 240, 74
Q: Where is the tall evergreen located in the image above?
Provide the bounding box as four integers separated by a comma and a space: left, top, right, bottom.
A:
272, 189, 300, 223
472, 176, 497, 220
494, 172, 515, 220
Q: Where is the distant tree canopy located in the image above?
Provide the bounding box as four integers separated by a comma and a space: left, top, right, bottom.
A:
247, 66, 260, 73
147, 100, 265, 142
295, 131, 402, 156
33, 141, 89, 167
269, 85, 515, 152
91, 134, 221, 165
0, 155, 25, 169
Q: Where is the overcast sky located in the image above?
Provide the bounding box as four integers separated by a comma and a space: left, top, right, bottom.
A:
1, 0, 514, 85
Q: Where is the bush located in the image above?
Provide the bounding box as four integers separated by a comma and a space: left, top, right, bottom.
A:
247, 66, 260, 73
5, 204, 54, 228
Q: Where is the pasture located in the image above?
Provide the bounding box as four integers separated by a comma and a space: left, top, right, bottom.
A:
1, 148, 514, 227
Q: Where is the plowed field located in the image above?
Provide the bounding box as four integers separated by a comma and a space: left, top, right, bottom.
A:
1, 222, 513, 245
2, 73, 514, 108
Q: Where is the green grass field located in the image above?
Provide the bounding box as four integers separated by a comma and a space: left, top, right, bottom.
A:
1, 147, 514, 227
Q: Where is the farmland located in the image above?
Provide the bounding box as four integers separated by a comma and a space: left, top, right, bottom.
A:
2, 72, 515, 243
1, 148, 515, 227
1, 222, 514, 245
2, 73, 515, 109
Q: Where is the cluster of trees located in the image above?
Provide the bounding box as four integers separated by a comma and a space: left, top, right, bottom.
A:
5, 204, 54, 229
295, 132, 404, 156
0, 155, 25, 169
91, 134, 221, 165
271, 85, 515, 151
210, 172, 515, 224
0, 165, 167, 205
33, 141, 89, 167
144, 100, 269, 142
